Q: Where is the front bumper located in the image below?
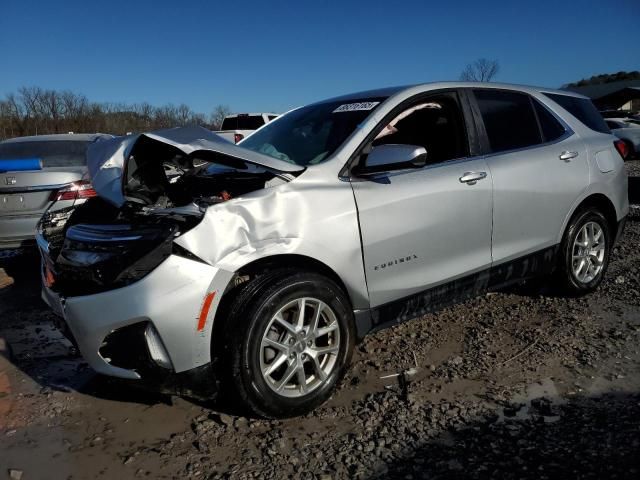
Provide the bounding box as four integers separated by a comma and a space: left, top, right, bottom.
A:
41, 254, 233, 380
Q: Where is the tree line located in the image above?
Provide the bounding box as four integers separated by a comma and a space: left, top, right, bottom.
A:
0, 86, 232, 140
565, 71, 640, 88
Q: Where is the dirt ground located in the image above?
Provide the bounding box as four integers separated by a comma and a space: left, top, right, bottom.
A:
1, 163, 640, 480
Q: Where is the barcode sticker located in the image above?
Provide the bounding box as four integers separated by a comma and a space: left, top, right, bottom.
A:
333, 102, 380, 113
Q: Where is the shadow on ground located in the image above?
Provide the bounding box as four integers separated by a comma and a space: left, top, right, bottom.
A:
372, 391, 640, 479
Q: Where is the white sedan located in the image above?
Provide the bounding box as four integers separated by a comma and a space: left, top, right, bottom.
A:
605, 118, 640, 158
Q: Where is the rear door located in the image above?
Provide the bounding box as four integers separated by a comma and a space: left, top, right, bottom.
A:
469, 89, 589, 264
350, 91, 493, 308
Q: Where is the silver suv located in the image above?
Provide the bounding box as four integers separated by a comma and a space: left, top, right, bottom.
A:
38, 83, 628, 417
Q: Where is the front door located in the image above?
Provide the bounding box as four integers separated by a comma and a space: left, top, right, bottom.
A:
350, 92, 493, 308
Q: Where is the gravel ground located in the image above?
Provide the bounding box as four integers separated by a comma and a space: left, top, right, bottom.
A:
1, 162, 639, 479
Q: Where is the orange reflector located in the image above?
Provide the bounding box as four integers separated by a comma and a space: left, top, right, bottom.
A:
197, 291, 216, 331
44, 265, 55, 288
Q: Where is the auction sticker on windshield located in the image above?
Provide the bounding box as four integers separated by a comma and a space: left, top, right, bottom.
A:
333, 102, 380, 113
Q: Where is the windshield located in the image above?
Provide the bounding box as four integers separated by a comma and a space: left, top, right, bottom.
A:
239, 98, 386, 166
0, 140, 91, 167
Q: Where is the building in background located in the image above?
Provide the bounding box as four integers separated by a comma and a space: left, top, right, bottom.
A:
564, 80, 640, 113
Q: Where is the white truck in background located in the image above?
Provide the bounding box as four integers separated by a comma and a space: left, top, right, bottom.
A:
216, 113, 278, 144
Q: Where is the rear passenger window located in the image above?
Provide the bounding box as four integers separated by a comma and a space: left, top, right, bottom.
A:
474, 90, 542, 153
533, 100, 566, 142
543, 93, 610, 134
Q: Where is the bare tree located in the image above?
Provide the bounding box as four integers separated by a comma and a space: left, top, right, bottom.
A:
0, 100, 13, 138
0, 86, 214, 140
5, 93, 27, 136
42, 89, 62, 133
460, 58, 500, 82
176, 104, 193, 126
210, 104, 231, 130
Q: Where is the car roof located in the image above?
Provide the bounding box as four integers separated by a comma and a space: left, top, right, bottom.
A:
317, 81, 590, 104
0, 133, 113, 144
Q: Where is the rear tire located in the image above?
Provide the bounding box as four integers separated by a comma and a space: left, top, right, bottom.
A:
555, 208, 611, 295
224, 269, 355, 418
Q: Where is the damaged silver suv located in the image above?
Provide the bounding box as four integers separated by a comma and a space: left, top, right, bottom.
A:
37, 83, 628, 418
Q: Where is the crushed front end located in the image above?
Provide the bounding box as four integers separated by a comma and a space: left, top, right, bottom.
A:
36, 127, 301, 397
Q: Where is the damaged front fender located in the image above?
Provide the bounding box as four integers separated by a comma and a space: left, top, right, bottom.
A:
175, 175, 370, 310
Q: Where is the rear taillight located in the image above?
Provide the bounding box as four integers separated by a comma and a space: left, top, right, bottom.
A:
50, 180, 98, 202
614, 140, 629, 160
234, 133, 245, 144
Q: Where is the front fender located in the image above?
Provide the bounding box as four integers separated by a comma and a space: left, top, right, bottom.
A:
215, 236, 368, 309
174, 180, 369, 310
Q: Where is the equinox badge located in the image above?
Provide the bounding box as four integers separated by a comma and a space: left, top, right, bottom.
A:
374, 254, 418, 271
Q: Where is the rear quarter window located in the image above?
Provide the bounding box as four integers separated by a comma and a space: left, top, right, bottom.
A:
543, 93, 610, 134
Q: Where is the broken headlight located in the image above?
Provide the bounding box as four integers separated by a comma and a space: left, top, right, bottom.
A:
53, 223, 178, 296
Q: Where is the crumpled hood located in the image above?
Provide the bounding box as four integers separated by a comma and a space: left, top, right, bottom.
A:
87, 125, 304, 207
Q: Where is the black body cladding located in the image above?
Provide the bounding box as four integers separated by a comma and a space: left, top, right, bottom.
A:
355, 246, 558, 337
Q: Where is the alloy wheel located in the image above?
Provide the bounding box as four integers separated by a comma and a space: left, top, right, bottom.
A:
259, 297, 341, 398
572, 221, 605, 283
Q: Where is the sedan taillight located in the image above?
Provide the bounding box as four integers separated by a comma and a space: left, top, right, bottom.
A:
234, 133, 245, 144
50, 180, 98, 202
614, 140, 629, 160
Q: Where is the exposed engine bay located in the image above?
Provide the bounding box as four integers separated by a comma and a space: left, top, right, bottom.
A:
38, 127, 300, 297
123, 134, 290, 210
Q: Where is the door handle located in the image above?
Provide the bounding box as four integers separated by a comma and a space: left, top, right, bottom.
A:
559, 151, 579, 161
459, 171, 487, 185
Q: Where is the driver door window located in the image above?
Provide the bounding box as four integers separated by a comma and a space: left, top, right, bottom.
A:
372, 94, 469, 166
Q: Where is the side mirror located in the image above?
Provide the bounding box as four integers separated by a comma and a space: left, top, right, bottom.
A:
358, 144, 428, 174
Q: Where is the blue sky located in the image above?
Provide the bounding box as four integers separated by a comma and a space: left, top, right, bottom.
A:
1, 0, 638, 115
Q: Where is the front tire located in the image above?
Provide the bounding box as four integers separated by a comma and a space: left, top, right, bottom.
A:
225, 269, 355, 418
556, 208, 611, 295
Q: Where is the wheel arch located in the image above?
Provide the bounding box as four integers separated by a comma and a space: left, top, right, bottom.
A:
232, 254, 352, 303
562, 193, 618, 241
210, 254, 355, 363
